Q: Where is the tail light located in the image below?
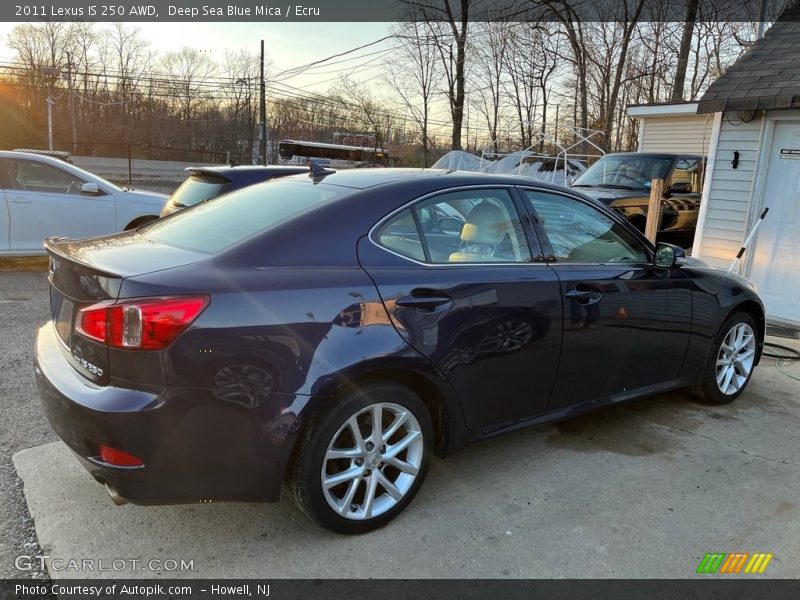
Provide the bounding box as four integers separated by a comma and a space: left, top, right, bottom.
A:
99, 444, 144, 467
76, 296, 208, 350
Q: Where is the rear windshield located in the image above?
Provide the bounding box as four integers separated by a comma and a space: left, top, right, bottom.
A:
169, 174, 229, 208
140, 179, 347, 253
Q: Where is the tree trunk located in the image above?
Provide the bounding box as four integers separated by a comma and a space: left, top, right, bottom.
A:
671, 0, 699, 102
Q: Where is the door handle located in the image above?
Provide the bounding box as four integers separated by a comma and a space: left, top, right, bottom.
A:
396, 289, 452, 311
9, 197, 32, 204
564, 289, 603, 305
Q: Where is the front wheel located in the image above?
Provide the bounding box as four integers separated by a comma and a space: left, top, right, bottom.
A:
694, 312, 758, 404
288, 382, 433, 534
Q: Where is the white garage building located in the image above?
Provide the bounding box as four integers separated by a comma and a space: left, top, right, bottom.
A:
690, 7, 800, 328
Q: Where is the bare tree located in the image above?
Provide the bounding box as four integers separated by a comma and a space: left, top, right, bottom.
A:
415, 0, 471, 149
386, 21, 440, 166
671, 0, 700, 101
160, 47, 218, 121
470, 21, 509, 145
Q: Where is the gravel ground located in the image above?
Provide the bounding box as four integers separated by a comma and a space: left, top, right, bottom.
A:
0, 265, 54, 579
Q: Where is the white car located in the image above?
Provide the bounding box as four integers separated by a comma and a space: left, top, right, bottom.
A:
0, 151, 167, 255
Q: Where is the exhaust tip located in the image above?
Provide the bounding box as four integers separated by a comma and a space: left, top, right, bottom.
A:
105, 484, 128, 506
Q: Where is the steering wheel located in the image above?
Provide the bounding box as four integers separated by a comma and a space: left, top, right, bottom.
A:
65, 181, 76, 194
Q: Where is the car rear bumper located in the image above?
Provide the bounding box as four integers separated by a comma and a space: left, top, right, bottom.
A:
34, 322, 303, 504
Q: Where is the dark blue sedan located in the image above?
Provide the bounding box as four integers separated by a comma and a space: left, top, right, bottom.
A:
35, 168, 764, 533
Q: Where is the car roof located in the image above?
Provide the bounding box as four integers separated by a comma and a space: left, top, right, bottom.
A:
0, 150, 74, 163
12, 148, 74, 163
280, 167, 583, 192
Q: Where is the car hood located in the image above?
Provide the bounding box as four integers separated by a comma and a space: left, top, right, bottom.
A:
571, 186, 647, 205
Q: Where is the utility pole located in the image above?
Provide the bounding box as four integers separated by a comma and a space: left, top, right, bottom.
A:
259, 40, 267, 165
46, 96, 55, 151
66, 52, 78, 155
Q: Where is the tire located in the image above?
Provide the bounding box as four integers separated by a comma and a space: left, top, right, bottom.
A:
288, 381, 433, 534
693, 311, 758, 405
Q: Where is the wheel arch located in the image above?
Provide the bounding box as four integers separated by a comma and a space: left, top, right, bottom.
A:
124, 215, 159, 230
297, 360, 467, 459
726, 299, 766, 364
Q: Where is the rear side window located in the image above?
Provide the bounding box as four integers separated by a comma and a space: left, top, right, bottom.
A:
377, 209, 426, 262
140, 179, 346, 254
375, 188, 532, 264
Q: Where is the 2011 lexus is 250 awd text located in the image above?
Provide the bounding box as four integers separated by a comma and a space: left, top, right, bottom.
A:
34, 168, 764, 533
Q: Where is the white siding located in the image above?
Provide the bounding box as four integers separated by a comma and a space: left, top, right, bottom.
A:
639, 114, 715, 154
696, 113, 764, 269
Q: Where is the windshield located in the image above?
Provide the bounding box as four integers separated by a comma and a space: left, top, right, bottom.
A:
573, 155, 674, 190
140, 178, 347, 254
169, 174, 229, 208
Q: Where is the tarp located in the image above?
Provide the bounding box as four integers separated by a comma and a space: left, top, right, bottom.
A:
432, 150, 586, 184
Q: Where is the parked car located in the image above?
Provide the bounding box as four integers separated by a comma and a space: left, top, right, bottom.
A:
0, 151, 167, 255
571, 152, 705, 247
160, 165, 309, 217
35, 168, 764, 534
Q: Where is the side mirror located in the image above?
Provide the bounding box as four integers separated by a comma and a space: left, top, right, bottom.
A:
654, 242, 687, 269
667, 181, 692, 195
438, 217, 464, 236
80, 182, 101, 195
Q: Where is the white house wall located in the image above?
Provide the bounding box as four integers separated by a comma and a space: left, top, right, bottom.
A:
638, 114, 715, 154
696, 113, 764, 269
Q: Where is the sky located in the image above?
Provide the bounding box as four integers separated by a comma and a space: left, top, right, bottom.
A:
0, 22, 396, 92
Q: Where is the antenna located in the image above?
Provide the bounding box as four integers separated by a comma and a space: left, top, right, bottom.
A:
309, 162, 335, 180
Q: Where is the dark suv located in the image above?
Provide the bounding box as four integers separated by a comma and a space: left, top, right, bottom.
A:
571, 153, 705, 246
160, 165, 309, 217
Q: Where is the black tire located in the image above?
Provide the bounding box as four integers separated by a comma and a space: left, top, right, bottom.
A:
288, 381, 433, 534
693, 311, 758, 405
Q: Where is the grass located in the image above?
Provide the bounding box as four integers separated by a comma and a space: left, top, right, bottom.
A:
0, 257, 49, 272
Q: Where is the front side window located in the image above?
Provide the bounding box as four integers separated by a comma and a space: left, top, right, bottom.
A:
5, 159, 87, 195
525, 190, 648, 264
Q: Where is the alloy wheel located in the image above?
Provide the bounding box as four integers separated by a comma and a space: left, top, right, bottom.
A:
321, 402, 424, 520
715, 322, 756, 395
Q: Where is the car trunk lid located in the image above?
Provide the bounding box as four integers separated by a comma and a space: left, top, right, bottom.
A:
45, 234, 209, 385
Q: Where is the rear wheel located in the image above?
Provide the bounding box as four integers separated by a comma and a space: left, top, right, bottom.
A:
288, 382, 432, 534
694, 311, 758, 404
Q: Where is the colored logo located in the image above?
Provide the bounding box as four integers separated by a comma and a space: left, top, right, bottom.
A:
696, 552, 773, 574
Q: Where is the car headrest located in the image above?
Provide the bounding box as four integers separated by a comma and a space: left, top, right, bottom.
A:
461, 201, 508, 246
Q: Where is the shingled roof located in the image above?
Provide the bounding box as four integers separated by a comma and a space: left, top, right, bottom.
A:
697, 2, 800, 114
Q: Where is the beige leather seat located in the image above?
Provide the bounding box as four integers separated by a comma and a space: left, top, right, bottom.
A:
449, 202, 510, 263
